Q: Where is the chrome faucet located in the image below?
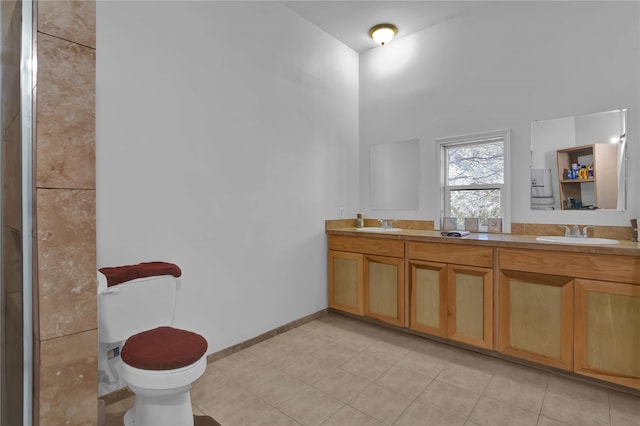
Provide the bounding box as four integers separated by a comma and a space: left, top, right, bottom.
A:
558, 224, 593, 238
378, 219, 394, 229
581, 225, 595, 238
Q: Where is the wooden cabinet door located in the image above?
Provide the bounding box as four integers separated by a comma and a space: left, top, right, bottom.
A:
447, 264, 493, 349
575, 279, 640, 390
409, 260, 447, 337
364, 255, 405, 326
328, 250, 363, 315
498, 270, 573, 370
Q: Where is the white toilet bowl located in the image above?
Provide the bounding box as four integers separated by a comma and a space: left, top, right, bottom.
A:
119, 326, 208, 426
121, 357, 207, 426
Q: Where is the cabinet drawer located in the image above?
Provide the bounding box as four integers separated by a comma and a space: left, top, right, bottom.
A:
499, 249, 640, 285
328, 235, 404, 258
408, 242, 493, 268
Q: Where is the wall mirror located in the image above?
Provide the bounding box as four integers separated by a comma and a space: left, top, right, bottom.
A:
530, 109, 627, 211
370, 138, 420, 210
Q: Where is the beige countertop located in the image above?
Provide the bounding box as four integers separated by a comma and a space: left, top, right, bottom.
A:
327, 227, 640, 256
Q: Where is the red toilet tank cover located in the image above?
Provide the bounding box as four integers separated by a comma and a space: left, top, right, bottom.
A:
121, 326, 208, 370
99, 262, 182, 287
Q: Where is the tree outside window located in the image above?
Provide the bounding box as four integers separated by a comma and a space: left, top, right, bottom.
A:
437, 130, 510, 232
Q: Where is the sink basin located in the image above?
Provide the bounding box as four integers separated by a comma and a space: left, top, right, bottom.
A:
356, 227, 402, 232
535, 236, 620, 245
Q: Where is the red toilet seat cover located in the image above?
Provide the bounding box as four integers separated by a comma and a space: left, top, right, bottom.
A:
121, 326, 208, 370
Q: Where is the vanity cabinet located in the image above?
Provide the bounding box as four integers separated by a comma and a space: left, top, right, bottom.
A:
498, 248, 640, 387
328, 250, 364, 315
327, 226, 640, 391
498, 262, 574, 370
498, 249, 575, 370
575, 279, 640, 389
328, 235, 405, 326
556, 143, 618, 210
364, 255, 405, 326
408, 242, 493, 349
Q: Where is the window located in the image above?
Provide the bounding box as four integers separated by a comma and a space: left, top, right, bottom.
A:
436, 130, 511, 232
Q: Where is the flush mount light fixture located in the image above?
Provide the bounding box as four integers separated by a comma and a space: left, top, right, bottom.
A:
369, 23, 397, 46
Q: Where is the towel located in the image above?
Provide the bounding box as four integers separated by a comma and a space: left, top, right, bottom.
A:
441, 230, 470, 237
531, 168, 553, 198
99, 261, 182, 287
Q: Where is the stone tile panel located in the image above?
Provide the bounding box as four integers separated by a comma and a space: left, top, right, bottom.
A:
36, 33, 95, 190
36, 188, 96, 339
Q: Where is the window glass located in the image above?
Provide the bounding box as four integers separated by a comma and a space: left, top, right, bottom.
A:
447, 142, 504, 185
437, 130, 510, 232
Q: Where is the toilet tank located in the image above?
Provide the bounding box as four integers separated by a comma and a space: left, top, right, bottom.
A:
98, 274, 177, 344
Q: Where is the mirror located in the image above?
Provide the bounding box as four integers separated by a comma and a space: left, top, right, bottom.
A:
370, 138, 420, 210
530, 109, 627, 211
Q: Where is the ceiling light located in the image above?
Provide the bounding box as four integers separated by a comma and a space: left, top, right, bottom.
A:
369, 23, 397, 46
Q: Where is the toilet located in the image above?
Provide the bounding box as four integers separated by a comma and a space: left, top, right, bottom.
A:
98, 262, 208, 426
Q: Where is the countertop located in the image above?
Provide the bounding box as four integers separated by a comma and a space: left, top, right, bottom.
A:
327, 227, 640, 257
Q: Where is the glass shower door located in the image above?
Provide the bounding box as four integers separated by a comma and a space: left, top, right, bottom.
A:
1, 0, 33, 424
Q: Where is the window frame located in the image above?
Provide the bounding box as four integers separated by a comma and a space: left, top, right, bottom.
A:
435, 129, 511, 233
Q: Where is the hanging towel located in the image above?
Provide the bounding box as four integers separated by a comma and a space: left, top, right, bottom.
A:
531, 168, 553, 198
99, 261, 182, 287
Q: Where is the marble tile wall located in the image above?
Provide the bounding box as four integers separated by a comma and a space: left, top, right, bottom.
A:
35, 1, 96, 425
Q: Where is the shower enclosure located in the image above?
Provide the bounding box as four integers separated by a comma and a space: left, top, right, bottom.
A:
1, 0, 34, 425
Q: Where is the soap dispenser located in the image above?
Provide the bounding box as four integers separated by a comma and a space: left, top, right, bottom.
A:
632, 219, 638, 242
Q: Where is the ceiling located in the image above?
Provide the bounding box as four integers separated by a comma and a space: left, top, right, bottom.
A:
283, 1, 486, 53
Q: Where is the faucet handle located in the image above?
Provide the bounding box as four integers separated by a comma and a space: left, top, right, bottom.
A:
557, 225, 571, 236
581, 225, 595, 238
378, 219, 394, 228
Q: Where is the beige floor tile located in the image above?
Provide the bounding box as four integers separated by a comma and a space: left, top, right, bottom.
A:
468, 396, 539, 426
364, 340, 410, 364
278, 387, 344, 426
393, 401, 466, 426
267, 347, 311, 371
199, 389, 273, 426
311, 342, 360, 367
609, 390, 640, 426
451, 351, 501, 376
281, 353, 337, 384
537, 416, 572, 426
247, 370, 307, 406
102, 314, 629, 426
484, 374, 546, 413
396, 350, 449, 379
211, 350, 269, 381
341, 352, 393, 381
436, 364, 493, 394
546, 375, 609, 405
349, 382, 413, 425
306, 323, 353, 342
191, 370, 241, 409
232, 362, 282, 389
321, 405, 386, 426
541, 390, 610, 426
333, 330, 378, 352
408, 338, 458, 362
415, 379, 481, 419
375, 365, 432, 398
493, 362, 549, 388
313, 368, 371, 403
249, 406, 302, 426
246, 338, 298, 363
289, 334, 333, 355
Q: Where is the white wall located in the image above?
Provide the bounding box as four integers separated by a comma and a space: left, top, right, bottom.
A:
359, 1, 640, 226
96, 1, 359, 353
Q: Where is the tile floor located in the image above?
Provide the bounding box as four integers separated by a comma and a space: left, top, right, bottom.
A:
104, 313, 640, 426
